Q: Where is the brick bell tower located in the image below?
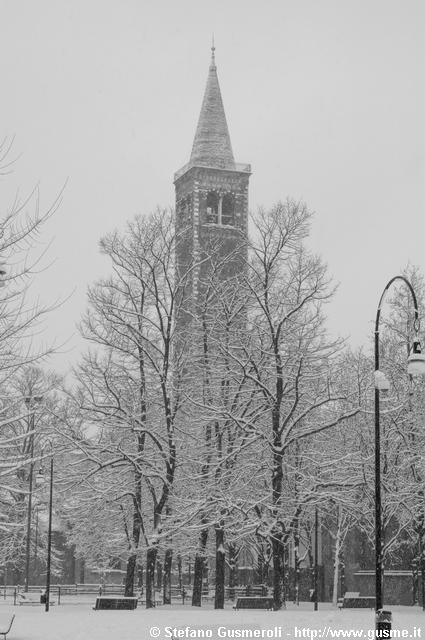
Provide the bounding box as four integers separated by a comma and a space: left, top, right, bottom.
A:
174, 43, 251, 309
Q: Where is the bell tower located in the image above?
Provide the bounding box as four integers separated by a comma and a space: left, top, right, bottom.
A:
174, 44, 251, 307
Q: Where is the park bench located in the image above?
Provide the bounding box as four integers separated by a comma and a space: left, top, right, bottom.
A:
59, 583, 122, 597
94, 596, 138, 610
234, 596, 274, 610
99, 586, 125, 595
341, 592, 375, 609
137, 591, 162, 607
0, 614, 15, 640
168, 586, 188, 603
18, 592, 55, 606
226, 586, 267, 600
198, 591, 215, 604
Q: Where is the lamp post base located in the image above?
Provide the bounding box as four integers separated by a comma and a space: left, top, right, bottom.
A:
376, 609, 392, 634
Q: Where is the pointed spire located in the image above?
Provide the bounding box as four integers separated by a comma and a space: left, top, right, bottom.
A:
190, 42, 235, 169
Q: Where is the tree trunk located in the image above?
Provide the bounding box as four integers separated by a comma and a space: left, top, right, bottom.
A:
192, 528, 209, 606
412, 559, 419, 606
414, 510, 425, 609
192, 555, 204, 607
156, 560, 163, 590
283, 545, 290, 604
137, 565, 143, 589
293, 530, 300, 605
163, 549, 172, 604
69, 547, 76, 584
271, 420, 284, 610
124, 554, 136, 597
272, 531, 284, 610
420, 536, 425, 611
79, 558, 85, 584
214, 525, 225, 609
124, 448, 144, 596
340, 550, 345, 598
308, 542, 315, 592
228, 543, 237, 600
177, 554, 182, 590
332, 507, 342, 607
146, 547, 158, 608
256, 554, 264, 585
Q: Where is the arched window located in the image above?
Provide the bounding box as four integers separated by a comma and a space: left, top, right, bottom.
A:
221, 194, 235, 226
206, 191, 219, 224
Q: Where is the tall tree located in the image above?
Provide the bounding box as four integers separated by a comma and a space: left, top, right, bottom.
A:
0, 137, 62, 578
71, 210, 186, 605
232, 201, 360, 609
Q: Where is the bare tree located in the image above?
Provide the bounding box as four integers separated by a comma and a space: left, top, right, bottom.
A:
69, 210, 187, 605
229, 201, 360, 609
0, 137, 63, 577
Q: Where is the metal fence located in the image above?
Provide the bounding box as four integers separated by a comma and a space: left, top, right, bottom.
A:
0, 583, 269, 606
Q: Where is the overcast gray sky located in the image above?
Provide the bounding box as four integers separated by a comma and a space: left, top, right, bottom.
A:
0, 0, 424, 371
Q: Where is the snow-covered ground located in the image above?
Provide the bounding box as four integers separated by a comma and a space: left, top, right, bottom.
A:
0, 602, 423, 639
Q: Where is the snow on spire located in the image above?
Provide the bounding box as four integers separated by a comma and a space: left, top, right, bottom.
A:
190, 41, 235, 169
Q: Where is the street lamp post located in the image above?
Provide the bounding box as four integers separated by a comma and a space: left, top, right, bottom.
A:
24, 415, 35, 593
36, 445, 54, 613
33, 507, 39, 582
45, 454, 54, 612
374, 276, 425, 628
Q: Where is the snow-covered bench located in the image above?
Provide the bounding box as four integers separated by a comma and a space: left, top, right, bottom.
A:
18, 592, 41, 605
94, 596, 138, 610
234, 596, 274, 610
18, 592, 55, 606
227, 586, 266, 600
0, 614, 15, 639
341, 592, 375, 609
